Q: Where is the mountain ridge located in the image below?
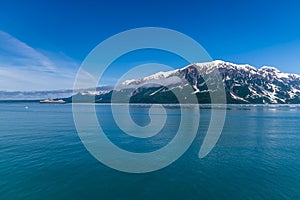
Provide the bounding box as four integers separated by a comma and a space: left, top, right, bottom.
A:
69, 60, 300, 104
2, 61, 298, 103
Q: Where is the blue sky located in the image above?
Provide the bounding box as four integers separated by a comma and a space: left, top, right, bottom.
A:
0, 0, 300, 91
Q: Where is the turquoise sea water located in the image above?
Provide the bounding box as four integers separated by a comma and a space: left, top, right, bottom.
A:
1, 103, 300, 199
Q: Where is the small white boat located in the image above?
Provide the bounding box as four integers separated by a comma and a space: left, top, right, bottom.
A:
39, 98, 66, 104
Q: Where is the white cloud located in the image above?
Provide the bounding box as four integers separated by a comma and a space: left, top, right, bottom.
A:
0, 30, 80, 91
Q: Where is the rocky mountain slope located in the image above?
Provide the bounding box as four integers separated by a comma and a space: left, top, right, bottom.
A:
69, 60, 300, 104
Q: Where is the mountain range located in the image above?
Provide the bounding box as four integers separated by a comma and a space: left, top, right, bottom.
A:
68, 60, 300, 104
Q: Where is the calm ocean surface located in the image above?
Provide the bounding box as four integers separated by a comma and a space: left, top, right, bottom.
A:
1, 103, 300, 200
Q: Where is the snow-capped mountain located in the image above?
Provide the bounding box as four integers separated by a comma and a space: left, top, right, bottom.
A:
0, 89, 74, 100
70, 60, 300, 104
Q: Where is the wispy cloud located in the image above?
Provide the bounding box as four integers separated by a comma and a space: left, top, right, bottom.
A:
0, 30, 80, 91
